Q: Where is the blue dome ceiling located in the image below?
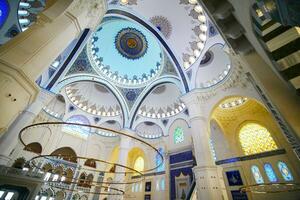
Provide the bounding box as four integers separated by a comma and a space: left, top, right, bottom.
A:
87, 17, 163, 87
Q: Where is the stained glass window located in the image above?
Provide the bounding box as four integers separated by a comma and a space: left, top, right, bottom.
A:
63, 115, 90, 138
239, 123, 278, 155
209, 138, 217, 161
161, 178, 165, 191
156, 148, 165, 172
264, 163, 277, 182
251, 165, 264, 184
133, 156, 144, 172
174, 127, 184, 144
278, 161, 293, 181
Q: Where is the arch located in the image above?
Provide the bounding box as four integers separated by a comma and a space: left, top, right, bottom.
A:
86, 174, 94, 188
53, 165, 64, 176
42, 163, 53, 172
23, 142, 42, 154
84, 159, 97, 169
133, 156, 145, 172
78, 172, 87, 187
130, 80, 185, 128
53, 78, 128, 126
209, 96, 283, 157
63, 115, 90, 137
12, 157, 26, 169
209, 119, 231, 161
127, 147, 147, 173
43, 94, 66, 119
65, 168, 74, 184
51, 147, 77, 163
135, 121, 164, 139
55, 191, 66, 200
209, 95, 266, 120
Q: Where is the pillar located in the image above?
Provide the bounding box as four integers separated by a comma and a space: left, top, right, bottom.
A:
0, 0, 107, 134
0, 90, 53, 165
108, 129, 132, 200
182, 92, 223, 200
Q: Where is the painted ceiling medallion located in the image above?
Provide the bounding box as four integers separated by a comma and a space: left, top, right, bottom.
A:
87, 18, 163, 88
115, 27, 148, 60
149, 16, 172, 39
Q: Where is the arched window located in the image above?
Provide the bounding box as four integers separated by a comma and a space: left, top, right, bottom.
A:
239, 123, 278, 155
174, 127, 184, 144
63, 115, 90, 138
156, 179, 160, 191
251, 165, 264, 184
160, 178, 165, 191
278, 161, 293, 181
264, 163, 277, 183
209, 138, 217, 161
156, 148, 165, 172
133, 156, 144, 172
134, 183, 139, 192
78, 173, 86, 187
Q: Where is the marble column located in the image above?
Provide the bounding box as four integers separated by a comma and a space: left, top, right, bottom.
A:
182, 92, 223, 200
0, 90, 53, 165
0, 0, 107, 134
109, 129, 132, 200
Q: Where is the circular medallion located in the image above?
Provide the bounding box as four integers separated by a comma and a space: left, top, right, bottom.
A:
115, 27, 148, 60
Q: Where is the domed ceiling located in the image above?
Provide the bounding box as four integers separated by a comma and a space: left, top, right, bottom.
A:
53, 1, 230, 130
108, 0, 208, 69
87, 17, 163, 87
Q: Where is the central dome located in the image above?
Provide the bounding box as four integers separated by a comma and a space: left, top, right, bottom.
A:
87, 18, 163, 88
115, 27, 148, 60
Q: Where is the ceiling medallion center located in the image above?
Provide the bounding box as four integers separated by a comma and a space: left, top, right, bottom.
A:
115, 27, 148, 60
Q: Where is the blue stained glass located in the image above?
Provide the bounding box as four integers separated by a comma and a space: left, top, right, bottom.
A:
156, 148, 165, 172
264, 163, 277, 183
0, 0, 9, 29
278, 161, 293, 181
251, 165, 264, 184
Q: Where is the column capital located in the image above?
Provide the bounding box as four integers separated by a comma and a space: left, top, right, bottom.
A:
67, 0, 107, 31
181, 91, 209, 121
26, 89, 54, 115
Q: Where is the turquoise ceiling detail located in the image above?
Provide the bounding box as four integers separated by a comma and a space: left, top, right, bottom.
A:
87, 18, 163, 87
